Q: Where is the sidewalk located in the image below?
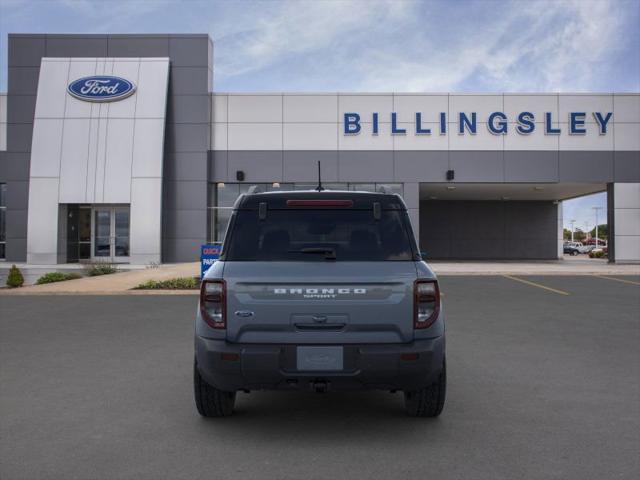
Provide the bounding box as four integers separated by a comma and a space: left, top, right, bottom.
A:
428, 257, 640, 276
0, 263, 200, 295
1, 259, 638, 295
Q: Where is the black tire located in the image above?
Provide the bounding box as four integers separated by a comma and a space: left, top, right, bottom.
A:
194, 360, 236, 417
404, 359, 446, 417
572, 250, 579, 256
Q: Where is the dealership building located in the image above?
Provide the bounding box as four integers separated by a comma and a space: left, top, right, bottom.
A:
0, 33, 638, 264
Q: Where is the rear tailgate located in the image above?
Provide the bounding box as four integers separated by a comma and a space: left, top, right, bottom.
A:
223, 261, 417, 344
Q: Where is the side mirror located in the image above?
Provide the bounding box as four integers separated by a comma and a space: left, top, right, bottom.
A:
420, 251, 428, 259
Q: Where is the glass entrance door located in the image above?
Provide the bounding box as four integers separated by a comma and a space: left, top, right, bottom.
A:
92, 206, 130, 262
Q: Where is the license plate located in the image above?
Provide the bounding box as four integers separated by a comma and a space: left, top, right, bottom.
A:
296, 346, 343, 371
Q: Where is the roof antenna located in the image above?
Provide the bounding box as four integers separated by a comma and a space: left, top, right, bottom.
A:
316, 160, 324, 192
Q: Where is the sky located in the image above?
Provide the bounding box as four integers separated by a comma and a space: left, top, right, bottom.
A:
1, 0, 638, 228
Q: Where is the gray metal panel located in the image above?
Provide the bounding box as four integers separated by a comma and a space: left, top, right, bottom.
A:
5, 180, 29, 208
5, 236, 26, 262
208, 151, 228, 182
6, 95, 36, 124
450, 202, 505, 258
56, 204, 67, 263
163, 209, 208, 239
0, 152, 7, 178
338, 151, 394, 182
5, 35, 46, 262
614, 151, 640, 182
449, 151, 504, 182
394, 151, 449, 182
6, 208, 28, 239
8, 35, 45, 67
107, 35, 170, 57
559, 151, 614, 183
169, 36, 211, 67
504, 202, 557, 258
169, 67, 210, 95
228, 151, 283, 182
0, 153, 30, 181
418, 203, 452, 258
607, 183, 615, 261
212, 149, 640, 185
167, 95, 210, 124
162, 237, 203, 262
420, 200, 557, 259
505, 151, 559, 182
165, 152, 208, 181
163, 180, 208, 210
283, 151, 339, 182
6, 124, 33, 153
7, 67, 40, 95
45, 35, 108, 57
165, 123, 209, 153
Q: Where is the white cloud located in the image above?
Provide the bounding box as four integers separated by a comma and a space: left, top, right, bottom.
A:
0, 0, 635, 92
212, 0, 413, 79
213, 0, 635, 92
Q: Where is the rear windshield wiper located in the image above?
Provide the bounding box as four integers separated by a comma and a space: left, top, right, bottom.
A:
288, 247, 337, 260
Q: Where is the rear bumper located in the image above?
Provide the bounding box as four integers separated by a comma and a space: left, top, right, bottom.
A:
195, 336, 445, 392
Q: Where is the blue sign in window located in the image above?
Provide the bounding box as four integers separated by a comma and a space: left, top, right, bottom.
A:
201, 243, 222, 279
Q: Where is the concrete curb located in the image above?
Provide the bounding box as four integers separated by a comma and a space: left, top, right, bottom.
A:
0, 289, 199, 296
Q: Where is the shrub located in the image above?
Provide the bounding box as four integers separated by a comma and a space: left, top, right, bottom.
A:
36, 272, 82, 285
589, 250, 606, 259
6, 265, 24, 288
134, 277, 199, 290
84, 263, 118, 276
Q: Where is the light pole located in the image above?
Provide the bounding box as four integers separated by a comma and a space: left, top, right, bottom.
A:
570, 219, 576, 242
592, 206, 603, 248
584, 221, 591, 242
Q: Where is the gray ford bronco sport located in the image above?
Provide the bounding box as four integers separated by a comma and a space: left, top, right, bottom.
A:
194, 187, 446, 417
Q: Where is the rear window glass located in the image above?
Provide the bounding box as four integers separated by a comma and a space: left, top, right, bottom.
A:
224, 209, 416, 261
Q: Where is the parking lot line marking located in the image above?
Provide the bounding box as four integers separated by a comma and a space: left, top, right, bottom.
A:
593, 275, 640, 286
502, 275, 570, 296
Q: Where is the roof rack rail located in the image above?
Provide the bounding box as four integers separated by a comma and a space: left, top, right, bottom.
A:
377, 184, 395, 195
246, 185, 263, 195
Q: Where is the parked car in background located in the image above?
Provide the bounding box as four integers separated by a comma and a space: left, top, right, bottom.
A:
584, 238, 608, 247
563, 244, 581, 256
564, 242, 588, 255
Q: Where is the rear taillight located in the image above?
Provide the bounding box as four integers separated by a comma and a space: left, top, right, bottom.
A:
200, 279, 226, 329
414, 279, 440, 329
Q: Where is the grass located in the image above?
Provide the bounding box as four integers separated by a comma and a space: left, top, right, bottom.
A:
36, 272, 82, 285
133, 277, 200, 290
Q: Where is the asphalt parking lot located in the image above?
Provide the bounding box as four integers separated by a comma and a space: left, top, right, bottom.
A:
1, 275, 639, 480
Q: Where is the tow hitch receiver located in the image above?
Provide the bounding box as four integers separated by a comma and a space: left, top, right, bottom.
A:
311, 380, 328, 393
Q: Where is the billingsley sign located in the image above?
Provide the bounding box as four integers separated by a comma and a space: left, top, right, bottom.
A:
343, 111, 613, 135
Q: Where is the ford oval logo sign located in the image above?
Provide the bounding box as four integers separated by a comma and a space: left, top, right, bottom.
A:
67, 76, 136, 102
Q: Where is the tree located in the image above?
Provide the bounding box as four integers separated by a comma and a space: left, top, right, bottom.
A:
574, 228, 587, 242
589, 224, 608, 240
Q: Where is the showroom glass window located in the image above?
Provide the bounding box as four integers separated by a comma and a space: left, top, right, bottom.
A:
0, 183, 6, 259
207, 183, 403, 243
